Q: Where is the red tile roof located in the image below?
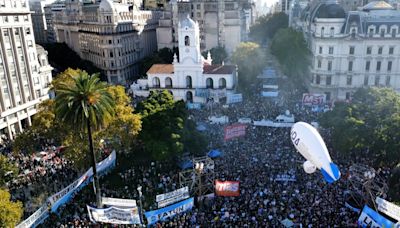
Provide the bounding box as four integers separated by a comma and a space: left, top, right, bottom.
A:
147, 64, 174, 74
203, 65, 236, 74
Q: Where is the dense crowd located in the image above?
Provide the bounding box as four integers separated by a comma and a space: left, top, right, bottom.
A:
1, 145, 77, 219
7, 78, 392, 227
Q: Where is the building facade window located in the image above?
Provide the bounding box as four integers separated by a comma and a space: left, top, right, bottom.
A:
186, 76, 192, 88
346, 92, 351, 100
387, 61, 392, 71
376, 61, 381, 71
378, 46, 383, 54
328, 61, 332, 71
329, 46, 333, 54
325, 92, 331, 101
185, 36, 190, 46
330, 27, 334, 37
367, 46, 372, 55
346, 75, 352, 85
348, 61, 353, 72
319, 46, 322, 54
326, 75, 331, 85
366, 61, 370, 71
389, 47, 394, 55
317, 60, 321, 68
316, 75, 320, 84
349, 46, 355, 55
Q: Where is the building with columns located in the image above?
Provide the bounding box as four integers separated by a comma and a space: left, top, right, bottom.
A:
132, 15, 237, 103
298, 0, 400, 101
156, 0, 254, 54
53, 0, 161, 84
0, 0, 53, 140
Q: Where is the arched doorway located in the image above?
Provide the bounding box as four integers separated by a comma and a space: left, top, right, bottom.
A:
165, 77, 173, 88
219, 78, 226, 89
152, 77, 160, 88
206, 78, 213, 89
186, 91, 193, 102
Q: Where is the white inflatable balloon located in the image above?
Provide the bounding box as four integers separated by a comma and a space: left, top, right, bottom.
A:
303, 160, 317, 174
290, 122, 341, 183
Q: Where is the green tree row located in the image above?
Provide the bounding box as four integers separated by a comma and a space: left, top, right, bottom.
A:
319, 87, 400, 201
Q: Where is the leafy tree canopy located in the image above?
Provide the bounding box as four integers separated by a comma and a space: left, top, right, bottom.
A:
0, 189, 23, 227
271, 28, 311, 86
136, 91, 206, 160
250, 12, 288, 44
319, 87, 400, 168
12, 69, 141, 170
201, 46, 228, 64
0, 155, 18, 187
231, 42, 265, 93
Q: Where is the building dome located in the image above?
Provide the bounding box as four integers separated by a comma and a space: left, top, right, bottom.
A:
180, 14, 196, 29
99, 0, 114, 11
314, 3, 345, 19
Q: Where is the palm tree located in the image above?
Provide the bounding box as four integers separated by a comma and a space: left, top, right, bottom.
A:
55, 72, 115, 207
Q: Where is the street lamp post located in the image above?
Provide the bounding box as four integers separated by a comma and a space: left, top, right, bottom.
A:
137, 186, 144, 226
195, 162, 204, 208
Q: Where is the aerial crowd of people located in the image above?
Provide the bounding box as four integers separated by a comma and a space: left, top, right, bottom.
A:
3, 79, 393, 228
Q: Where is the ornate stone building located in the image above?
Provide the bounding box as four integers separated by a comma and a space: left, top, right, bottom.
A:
53, 0, 161, 84
299, 0, 400, 101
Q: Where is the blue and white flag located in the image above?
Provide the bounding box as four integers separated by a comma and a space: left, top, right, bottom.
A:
15, 204, 49, 228
357, 205, 395, 228
48, 151, 116, 212
145, 197, 194, 225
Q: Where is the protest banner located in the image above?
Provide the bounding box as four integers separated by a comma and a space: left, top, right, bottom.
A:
87, 205, 141, 225
224, 124, 246, 141
186, 103, 201, 110
48, 151, 116, 212
226, 93, 243, 104
102, 197, 137, 208
375, 197, 400, 221
145, 197, 194, 225
302, 93, 326, 106
215, 180, 240, 197
156, 186, 189, 208
16, 204, 49, 228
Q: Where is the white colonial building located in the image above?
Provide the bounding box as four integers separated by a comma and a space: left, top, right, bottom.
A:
298, 0, 400, 101
52, 0, 161, 84
0, 0, 53, 140
132, 15, 237, 103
